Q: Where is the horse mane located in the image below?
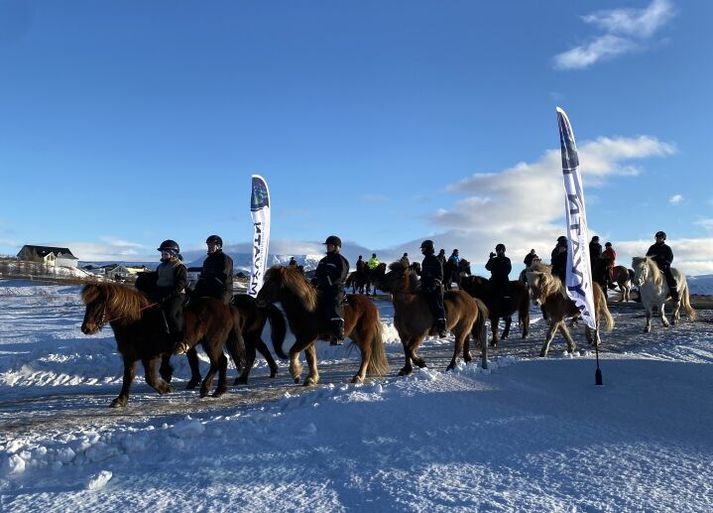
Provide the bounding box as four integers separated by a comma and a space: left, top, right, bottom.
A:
529, 261, 552, 274
266, 265, 318, 312
387, 261, 421, 293
633, 256, 663, 288
81, 283, 150, 322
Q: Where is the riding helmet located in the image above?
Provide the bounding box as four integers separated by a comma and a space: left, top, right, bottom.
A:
157, 239, 180, 253
323, 235, 342, 247
420, 239, 434, 250
495, 243, 506, 252
605, 242, 612, 248
655, 231, 667, 240
557, 236, 567, 243
206, 234, 223, 247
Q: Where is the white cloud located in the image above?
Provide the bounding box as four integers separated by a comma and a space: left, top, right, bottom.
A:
385, 135, 677, 275
695, 219, 713, 232
669, 194, 684, 205
51, 238, 150, 261
582, 0, 676, 38
554, 0, 676, 70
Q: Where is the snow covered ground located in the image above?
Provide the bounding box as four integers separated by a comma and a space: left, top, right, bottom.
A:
1, 278, 712, 512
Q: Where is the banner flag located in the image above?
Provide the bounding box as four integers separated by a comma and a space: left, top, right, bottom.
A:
249, 175, 271, 297
556, 107, 596, 330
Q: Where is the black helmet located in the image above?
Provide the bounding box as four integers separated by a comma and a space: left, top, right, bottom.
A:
655, 231, 667, 240
557, 236, 567, 243
323, 235, 341, 247
206, 234, 223, 247
605, 242, 612, 248
495, 243, 506, 252
591, 235, 599, 242
157, 239, 180, 253
420, 240, 434, 250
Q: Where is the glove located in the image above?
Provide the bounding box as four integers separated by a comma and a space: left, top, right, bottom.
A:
489, 252, 496, 258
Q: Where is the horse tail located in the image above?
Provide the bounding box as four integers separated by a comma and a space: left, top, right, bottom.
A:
366, 314, 389, 377
471, 297, 489, 349
679, 278, 698, 321
264, 303, 288, 359
518, 292, 530, 336
597, 286, 615, 331
228, 307, 248, 367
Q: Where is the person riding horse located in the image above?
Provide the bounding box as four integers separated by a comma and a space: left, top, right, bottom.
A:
420, 239, 448, 338
485, 243, 512, 310
603, 242, 617, 289
313, 235, 350, 345
152, 239, 188, 348
551, 236, 568, 283
193, 234, 234, 304
646, 230, 679, 304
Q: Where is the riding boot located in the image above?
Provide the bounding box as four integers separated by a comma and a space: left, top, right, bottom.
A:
330, 319, 345, 346
436, 318, 448, 338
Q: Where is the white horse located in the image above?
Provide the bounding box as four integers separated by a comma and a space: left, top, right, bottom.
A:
631, 257, 697, 333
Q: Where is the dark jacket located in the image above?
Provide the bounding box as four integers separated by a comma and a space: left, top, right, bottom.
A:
421, 254, 444, 288
646, 242, 674, 270
486, 255, 512, 286
314, 252, 350, 291
155, 260, 188, 301
589, 241, 602, 260
551, 244, 567, 280
196, 250, 234, 302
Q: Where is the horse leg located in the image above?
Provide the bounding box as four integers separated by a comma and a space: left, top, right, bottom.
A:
185, 347, 202, 390
559, 324, 577, 354
159, 353, 173, 383
234, 335, 257, 385
398, 338, 414, 376
111, 357, 136, 407
254, 336, 279, 378
643, 307, 652, 333
540, 322, 560, 357
211, 352, 228, 398
411, 338, 427, 369
490, 315, 499, 348
446, 330, 466, 371
671, 297, 681, 325
659, 302, 670, 328
502, 315, 512, 339
303, 344, 320, 386
351, 333, 370, 384
142, 357, 172, 395
463, 335, 473, 364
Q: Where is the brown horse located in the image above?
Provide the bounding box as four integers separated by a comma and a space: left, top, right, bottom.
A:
526, 263, 614, 357
81, 283, 245, 406
229, 294, 286, 384
256, 265, 389, 385
375, 262, 488, 375
459, 275, 530, 347
610, 265, 634, 302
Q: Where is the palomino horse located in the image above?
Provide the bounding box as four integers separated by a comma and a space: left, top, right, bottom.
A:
459, 275, 530, 347
526, 263, 614, 357
81, 283, 245, 406
610, 265, 635, 302
375, 262, 488, 375
256, 265, 389, 385
631, 257, 696, 333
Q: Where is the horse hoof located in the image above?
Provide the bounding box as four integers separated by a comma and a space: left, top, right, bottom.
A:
186, 379, 200, 390
398, 368, 412, 376
269, 368, 278, 378
199, 389, 209, 398
293, 377, 301, 384
173, 342, 189, 355
350, 376, 364, 384
110, 397, 127, 408
539, 351, 547, 358
212, 388, 227, 398
234, 377, 248, 386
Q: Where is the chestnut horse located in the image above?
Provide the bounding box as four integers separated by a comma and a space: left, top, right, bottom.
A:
375, 262, 488, 375
256, 265, 389, 385
610, 265, 634, 302
81, 283, 245, 406
526, 263, 614, 357
459, 275, 530, 347
631, 257, 696, 333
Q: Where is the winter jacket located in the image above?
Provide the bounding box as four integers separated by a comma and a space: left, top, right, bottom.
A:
485, 255, 512, 286
646, 242, 674, 270
196, 250, 234, 302
421, 254, 444, 289
315, 252, 350, 291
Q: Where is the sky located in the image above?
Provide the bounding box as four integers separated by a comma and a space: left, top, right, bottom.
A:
1, 278, 713, 511
1, 0, 712, 274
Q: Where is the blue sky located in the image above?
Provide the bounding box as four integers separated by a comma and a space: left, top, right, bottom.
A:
1, 0, 712, 274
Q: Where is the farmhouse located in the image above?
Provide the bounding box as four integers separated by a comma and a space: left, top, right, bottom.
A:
16, 245, 79, 268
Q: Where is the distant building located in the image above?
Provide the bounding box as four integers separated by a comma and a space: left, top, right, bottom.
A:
17, 245, 79, 268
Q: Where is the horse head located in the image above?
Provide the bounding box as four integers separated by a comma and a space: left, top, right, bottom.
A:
258, 265, 318, 312
81, 284, 109, 334
631, 257, 659, 288
81, 283, 148, 334
525, 270, 562, 305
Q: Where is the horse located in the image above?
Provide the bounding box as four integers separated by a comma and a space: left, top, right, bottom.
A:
526, 263, 614, 357
610, 265, 634, 302
631, 257, 696, 333
345, 268, 368, 294
375, 262, 488, 375
81, 283, 246, 406
459, 275, 530, 347
365, 262, 388, 296
256, 265, 389, 385
229, 294, 287, 384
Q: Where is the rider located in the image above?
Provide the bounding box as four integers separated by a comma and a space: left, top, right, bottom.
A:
486, 243, 512, 290
288, 256, 298, 267
437, 249, 447, 267
155, 239, 188, 347
420, 239, 448, 338
399, 252, 410, 267
646, 230, 679, 303
603, 242, 617, 289
194, 234, 234, 304
313, 235, 350, 345
367, 253, 380, 270
523, 248, 539, 268
551, 236, 568, 283
355, 255, 366, 274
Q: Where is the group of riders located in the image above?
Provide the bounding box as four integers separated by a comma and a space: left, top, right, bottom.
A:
140, 229, 678, 352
